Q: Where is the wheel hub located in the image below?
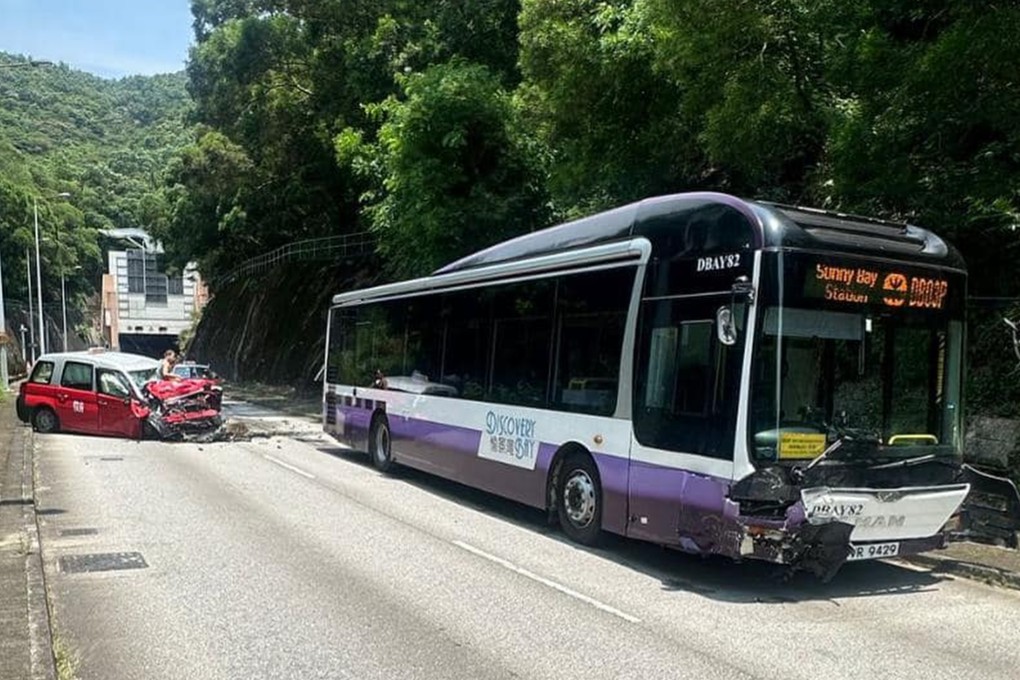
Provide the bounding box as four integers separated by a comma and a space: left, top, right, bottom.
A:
563, 470, 596, 527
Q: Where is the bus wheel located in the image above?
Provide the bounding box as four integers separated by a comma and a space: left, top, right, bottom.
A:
557, 453, 602, 545
369, 416, 395, 473
33, 407, 59, 434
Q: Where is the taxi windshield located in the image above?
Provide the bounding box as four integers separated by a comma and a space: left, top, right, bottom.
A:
128, 368, 160, 389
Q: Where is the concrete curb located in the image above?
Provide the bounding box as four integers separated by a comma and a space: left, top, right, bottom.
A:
22, 428, 57, 680
901, 553, 1020, 592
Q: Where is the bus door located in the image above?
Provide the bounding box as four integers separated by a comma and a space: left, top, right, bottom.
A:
627, 291, 747, 544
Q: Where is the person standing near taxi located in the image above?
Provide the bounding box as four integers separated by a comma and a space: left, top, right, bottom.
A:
160, 349, 181, 381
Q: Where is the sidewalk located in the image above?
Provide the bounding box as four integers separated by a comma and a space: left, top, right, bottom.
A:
902, 541, 1020, 591
224, 381, 321, 421
0, 398, 55, 680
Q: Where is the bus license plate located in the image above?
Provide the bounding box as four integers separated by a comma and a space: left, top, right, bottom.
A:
848, 542, 900, 561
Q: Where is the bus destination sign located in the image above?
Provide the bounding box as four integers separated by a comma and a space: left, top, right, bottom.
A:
807, 262, 950, 310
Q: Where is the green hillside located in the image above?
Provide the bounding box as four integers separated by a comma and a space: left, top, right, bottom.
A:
0, 52, 192, 315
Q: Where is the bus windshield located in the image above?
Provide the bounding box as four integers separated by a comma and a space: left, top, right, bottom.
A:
750, 253, 965, 462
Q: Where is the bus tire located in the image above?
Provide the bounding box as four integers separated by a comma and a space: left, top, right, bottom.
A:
557, 452, 602, 546
33, 407, 59, 434
369, 415, 395, 473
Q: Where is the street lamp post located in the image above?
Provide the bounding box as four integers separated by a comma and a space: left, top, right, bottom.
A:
33, 192, 71, 356
61, 271, 68, 351
33, 198, 44, 355
26, 248, 35, 362
0, 246, 7, 391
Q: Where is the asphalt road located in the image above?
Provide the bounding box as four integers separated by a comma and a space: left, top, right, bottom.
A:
32, 405, 1020, 680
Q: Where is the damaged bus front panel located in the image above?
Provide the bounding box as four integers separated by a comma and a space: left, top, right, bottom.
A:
727, 246, 981, 578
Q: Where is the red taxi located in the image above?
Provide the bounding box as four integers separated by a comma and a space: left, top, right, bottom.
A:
16, 351, 161, 438
16, 350, 224, 439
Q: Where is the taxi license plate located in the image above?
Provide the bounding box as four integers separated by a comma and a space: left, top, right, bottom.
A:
847, 542, 900, 561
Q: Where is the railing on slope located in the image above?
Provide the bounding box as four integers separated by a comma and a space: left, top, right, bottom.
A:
212, 232, 375, 288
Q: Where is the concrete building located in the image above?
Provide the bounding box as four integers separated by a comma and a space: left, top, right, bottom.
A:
101, 249, 208, 356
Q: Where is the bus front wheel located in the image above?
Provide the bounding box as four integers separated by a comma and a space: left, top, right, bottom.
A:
557, 453, 602, 546
369, 416, 395, 473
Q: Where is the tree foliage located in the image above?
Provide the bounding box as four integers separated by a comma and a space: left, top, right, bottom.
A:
344, 61, 548, 277
0, 53, 190, 316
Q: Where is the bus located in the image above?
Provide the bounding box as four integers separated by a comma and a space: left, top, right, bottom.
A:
323, 191, 1000, 579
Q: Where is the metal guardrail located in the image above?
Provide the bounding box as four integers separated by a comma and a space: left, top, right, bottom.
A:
212, 232, 375, 287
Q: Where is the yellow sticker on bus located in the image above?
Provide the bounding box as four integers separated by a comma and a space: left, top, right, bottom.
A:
778, 432, 827, 459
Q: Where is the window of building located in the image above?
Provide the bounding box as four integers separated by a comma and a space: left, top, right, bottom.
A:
146, 272, 168, 305
167, 275, 184, 296
126, 250, 145, 293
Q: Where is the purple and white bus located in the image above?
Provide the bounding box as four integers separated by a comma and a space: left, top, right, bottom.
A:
324, 192, 985, 579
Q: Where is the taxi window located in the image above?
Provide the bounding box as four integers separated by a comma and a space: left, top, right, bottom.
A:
97, 369, 131, 398
61, 362, 94, 391
30, 361, 55, 384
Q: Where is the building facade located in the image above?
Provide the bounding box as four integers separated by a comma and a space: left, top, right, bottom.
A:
101, 249, 208, 356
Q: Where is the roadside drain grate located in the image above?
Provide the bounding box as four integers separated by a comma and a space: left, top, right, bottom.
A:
99, 457, 124, 462
59, 528, 98, 537
59, 552, 148, 574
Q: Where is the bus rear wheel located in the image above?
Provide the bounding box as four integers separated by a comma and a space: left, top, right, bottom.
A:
369, 416, 395, 473
557, 453, 602, 545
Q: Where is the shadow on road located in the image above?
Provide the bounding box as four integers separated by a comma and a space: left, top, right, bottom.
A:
311, 443, 947, 604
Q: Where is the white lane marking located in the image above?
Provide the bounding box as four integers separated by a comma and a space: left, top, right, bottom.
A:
262, 455, 316, 479
452, 540, 641, 624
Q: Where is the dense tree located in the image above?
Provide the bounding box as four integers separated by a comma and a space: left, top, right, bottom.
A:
0, 53, 189, 326
340, 61, 548, 276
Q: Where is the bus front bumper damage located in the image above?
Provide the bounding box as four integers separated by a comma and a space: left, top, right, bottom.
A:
681, 483, 972, 581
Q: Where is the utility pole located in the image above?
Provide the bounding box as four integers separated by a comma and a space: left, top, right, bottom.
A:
0, 247, 8, 391
34, 198, 45, 355
26, 248, 35, 363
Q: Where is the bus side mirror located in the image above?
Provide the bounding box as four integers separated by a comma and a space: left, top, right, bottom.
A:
717, 306, 737, 346
717, 277, 754, 347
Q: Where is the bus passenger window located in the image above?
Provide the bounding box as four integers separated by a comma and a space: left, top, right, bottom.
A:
440, 290, 491, 400
489, 280, 554, 407
553, 267, 633, 415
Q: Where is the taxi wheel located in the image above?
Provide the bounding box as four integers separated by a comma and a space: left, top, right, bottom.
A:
32, 407, 59, 434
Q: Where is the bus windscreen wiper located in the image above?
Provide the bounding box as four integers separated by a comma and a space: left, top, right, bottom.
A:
867, 453, 939, 470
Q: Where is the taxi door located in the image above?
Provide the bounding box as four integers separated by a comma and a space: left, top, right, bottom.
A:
96, 369, 142, 438
56, 361, 99, 434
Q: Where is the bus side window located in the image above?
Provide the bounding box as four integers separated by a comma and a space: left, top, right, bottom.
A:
552, 267, 633, 415
488, 280, 555, 407
634, 296, 744, 459
440, 290, 492, 400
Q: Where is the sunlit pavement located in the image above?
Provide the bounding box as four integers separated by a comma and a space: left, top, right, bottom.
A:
30, 407, 1020, 680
